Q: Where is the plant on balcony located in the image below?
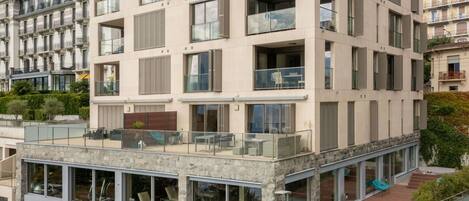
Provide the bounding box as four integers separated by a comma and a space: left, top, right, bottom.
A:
42, 98, 65, 121
11, 81, 33, 95
6, 100, 27, 120
132, 121, 145, 129
427, 36, 452, 49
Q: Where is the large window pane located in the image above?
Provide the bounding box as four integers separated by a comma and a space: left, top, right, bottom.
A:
320, 171, 336, 201
47, 165, 62, 198
186, 53, 210, 92
193, 181, 226, 201
344, 164, 359, 200
247, 104, 295, 134
95, 170, 115, 201
365, 158, 378, 194
394, 150, 405, 175
408, 147, 417, 170
285, 179, 307, 201
72, 168, 92, 201
228, 185, 262, 201
205, 1, 218, 23
125, 174, 151, 201
154, 177, 178, 201
28, 163, 44, 195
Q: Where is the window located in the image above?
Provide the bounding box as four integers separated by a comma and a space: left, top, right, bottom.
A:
191, 0, 221, 42
365, 158, 378, 194
192, 104, 229, 133
408, 147, 417, 170
320, 171, 336, 201
320, 102, 338, 151
325, 41, 333, 89
124, 174, 151, 201
247, 104, 295, 134
96, 0, 119, 16
387, 55, 395, 90
411, 60, 417, 91
448, 55, 460, 73
52, 74, 75, 91
95, 170, 115, 201
27, 163, 62, 198
413, 23, 421, 53
100, 23, 124, 55
394, 149, 405, 175
449, 85, 459, 91
193, 181, 261, 201
185, 50, 222, 93
373, 52, 379, 90
71, 168, 91, 201
320, 0, 336, 31
352, 47, 358, 89
285, 179, 307, 201
344, 164, 359, 200
389, 12, 402, 48
95, 64, 119, 96
347, 0, 354, 36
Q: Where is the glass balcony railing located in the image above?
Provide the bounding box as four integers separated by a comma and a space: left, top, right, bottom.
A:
325, 67, 333, 89
389, 30, 402, 48
352, 69, 358, 89
191, 21, 221, 42
24, 125, 313, 160
95, 81, 119, 96
247, 7, 295, 35
348, 16, 355, 36
320, 6, 337, 31
96, 0, 119, 16
100, 38, 124, 55
254, 67, 305, 90
185, 74, 209, 92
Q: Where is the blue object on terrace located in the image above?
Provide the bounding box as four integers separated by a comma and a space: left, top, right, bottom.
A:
371, 179, 390, 191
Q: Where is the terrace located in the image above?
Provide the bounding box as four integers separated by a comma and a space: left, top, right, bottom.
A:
24, 124, 313, 160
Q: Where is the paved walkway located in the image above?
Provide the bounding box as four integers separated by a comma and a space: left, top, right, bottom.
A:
365, 185, 417, 201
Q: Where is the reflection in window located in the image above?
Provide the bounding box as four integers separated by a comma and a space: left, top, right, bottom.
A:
193, 181, 261, 201
320, 171, 336, 201
285, 179, 307, 201
47, 165, 62, 198
408, 147, 417, 170
394, 149, 405, 175
155, 177, 179, 201
72, 168, 92, 201
95, 170, 115, 201
247, 104, 295, 134
325, 41, 333, 89
125, 174, 151, 201
185, 52, 210, 92
28, 163, 44, 195
191, 0, 220, 41
344, 164, 358, 200
365, 158, 377, 194
192, 104, 229, 133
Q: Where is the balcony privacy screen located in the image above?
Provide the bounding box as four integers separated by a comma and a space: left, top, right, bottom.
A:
134, 9, 165, 50
139, 56, 171, 95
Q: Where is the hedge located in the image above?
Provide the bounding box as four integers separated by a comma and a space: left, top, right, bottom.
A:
413, 167, 469, 201
0, 93, 89, 115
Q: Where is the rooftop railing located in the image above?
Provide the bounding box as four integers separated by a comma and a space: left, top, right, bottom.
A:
24, 126, 313, 160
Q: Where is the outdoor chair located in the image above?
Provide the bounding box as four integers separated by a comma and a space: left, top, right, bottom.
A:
83, 127, 107, 140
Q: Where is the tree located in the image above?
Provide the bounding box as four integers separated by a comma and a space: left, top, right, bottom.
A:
70, 80, 89, 93
11, 81, 33, 95
6, 100, 28, 120
42, 98, 65, 121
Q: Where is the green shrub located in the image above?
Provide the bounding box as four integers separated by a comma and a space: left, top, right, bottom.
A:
0, 93, 89, 115
413, 168, 469, 201
42, 98, 65, 120
132, 121, 145, 129
435, 104, 456, 116
79, 107, 90, 120
6, 100, 28, 120
11, 81, 33, 95
70, 80, 89, 93
34, 109, 46, 121
22, 109, 35, 121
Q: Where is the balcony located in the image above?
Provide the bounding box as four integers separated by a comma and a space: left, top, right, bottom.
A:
100, 38, 124, 55
76, 62, 89, 70
254, 67, 304, 90
95, 81, 119, 96
26, 48, 34, 55
53, 20, 61, 28
0, 31, 7, 38
247, 7, 295, 35
191, 21, 221, 42
65, 41, 74, 49
389, 30, 402, 48
96, 0, 119, 16
320, 6, 336, 31
439, 71, 466, 81
425, 0, 469, 9
76, 37, 88, 46
24, 125, 313, 160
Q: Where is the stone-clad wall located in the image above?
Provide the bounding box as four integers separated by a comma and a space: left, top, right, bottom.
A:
16, 133, 419, 201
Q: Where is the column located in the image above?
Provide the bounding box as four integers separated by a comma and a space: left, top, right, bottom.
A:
178, 175, 191, 201
337, 168, 345, 201
114, 171, 123, 201
62, 165, 69, 201
358, 161, 366, 199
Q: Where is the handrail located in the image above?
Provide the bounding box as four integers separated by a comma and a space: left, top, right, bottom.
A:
441, 190, 468, 201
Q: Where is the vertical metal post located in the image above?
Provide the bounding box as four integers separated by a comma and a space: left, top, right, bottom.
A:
52, 127, 55, 145
37, 126, 40, 144
67, 128, 70, 146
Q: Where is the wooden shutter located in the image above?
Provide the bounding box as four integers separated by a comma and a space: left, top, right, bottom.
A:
377, 52, 388, 90
211, 49, 223, 92
354, 0, 364, 36
416, 60, 424, 91
402, 15, 412, 49
218, 0, 230, 38
358, 47, 367, 89
394, 55, 403, 91
320, 102, 338, 151
134, 9, 165, 50
370, 101, 379, 142
139, 56, 171, 95
348, 102, 355, 146
411, 0, 419, 13
420, 100, 427, 129
98, 105, 124, 130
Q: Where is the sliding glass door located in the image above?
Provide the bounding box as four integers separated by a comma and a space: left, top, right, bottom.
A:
191, 104, 229, 133
247, 104, 295, 134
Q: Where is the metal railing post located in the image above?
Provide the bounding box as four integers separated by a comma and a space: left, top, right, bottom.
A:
67, 128, 70, 146
37, 126, 40, 144
52, 127, 55, 145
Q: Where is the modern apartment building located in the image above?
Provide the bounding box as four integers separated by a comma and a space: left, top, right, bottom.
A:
16, 0, 426, 201
0, 0, 89, 92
